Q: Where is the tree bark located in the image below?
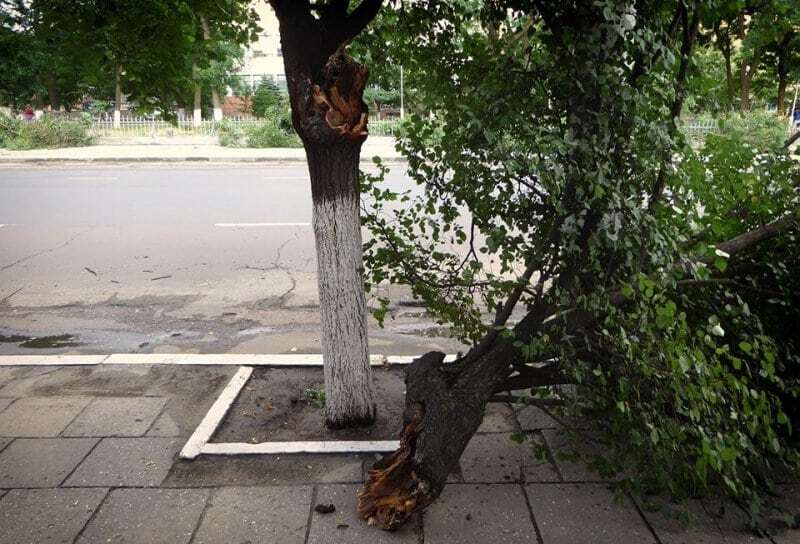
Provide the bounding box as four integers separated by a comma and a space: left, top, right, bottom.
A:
307, 141, 376, 427
192, 61, 202, 127
270, 0, 381, 428
200, 17, 224, 121
113, 64, 122, 129
46, 75, 60, 112
776, 35, 791, 116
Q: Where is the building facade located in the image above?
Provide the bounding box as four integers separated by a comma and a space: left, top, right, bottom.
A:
237, 3, 285, 89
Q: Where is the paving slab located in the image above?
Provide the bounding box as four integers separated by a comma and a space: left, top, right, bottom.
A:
515, 405, 559, 431
424, 484, 537, 543
477, 403, 519, 433
0, 438, 98, 488
193, 486, 312, 544
772, 485, 800, 544
65, 437, 180, 487
541, 428, 610, 482
522, 432, 561, 483
0, 437, 11, 453
638, 497, 763, 544
308, 484, 420, 543
76, 488, 209, 544
460, 433, 528, 483
0, 488, 107, 544
145, 408, 183, 436
63, 397, 167, 437
0, 398, 15, 414
0, 367, 95, 397
164, 453, 364, 487
0, 396, 92, 437
525, 483, 656, 544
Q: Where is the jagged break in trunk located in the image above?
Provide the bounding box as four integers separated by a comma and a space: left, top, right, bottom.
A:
358, 308, 550, 529
271, 1, 380, 428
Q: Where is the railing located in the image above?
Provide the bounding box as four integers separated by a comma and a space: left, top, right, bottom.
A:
90, 114, 404, 139
681, 119, 718, 146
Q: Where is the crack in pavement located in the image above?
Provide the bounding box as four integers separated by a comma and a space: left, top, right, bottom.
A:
0, 227, 93, 272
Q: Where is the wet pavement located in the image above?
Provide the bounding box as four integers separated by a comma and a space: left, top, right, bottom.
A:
0, 361, 796, 543
0, 163, 465, 356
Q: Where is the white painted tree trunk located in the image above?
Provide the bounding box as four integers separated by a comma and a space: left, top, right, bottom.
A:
193, 61, 202, 128
212, 89, 223, 121
307, 144, 376, 428
114, 65, 122, 129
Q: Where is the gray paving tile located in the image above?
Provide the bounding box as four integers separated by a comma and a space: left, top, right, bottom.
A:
0, 396, 91, 437
0, 398, 15, 414
542, 428, 609, 482
63, 397, 166, 437
639, 498, 757, 544
193, 486, 312, 544
522, 433, 560, 483
0, 437, 11, 453
65, 437, 180, 487
76, 488, 208, 544
772, 485, 800, 544
460, 433, 527, 483
164, 453, 364, 487
0, 438, 98, 488
526, 483, 656, 544
0, 487, 107, 544
515, 405, 559, 431
425, 484, 537, 543
478, 403, 519, 433
308, 484, 420, 543
145, 408, 182, 437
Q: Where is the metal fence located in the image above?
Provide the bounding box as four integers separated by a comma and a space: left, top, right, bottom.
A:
681, 119, 718, 146
90, 114, 403, 139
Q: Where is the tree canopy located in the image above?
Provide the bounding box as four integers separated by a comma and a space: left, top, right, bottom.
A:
358, 0, 799, 530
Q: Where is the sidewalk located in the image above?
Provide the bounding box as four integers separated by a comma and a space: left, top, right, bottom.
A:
0, 137, 402, 163
0, 357, 796, 543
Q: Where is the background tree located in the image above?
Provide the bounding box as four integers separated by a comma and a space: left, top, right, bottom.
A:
356, 0, 799, 530
268, 0, 384, 428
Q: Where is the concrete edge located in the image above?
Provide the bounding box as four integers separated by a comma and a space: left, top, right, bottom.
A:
183, 365, 401, 458
0, 353, 458, 366
180, 366, 253, 460
201, 440, 400, 455
0, 157, 406, 165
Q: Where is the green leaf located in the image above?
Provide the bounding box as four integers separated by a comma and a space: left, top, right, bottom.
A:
720, 447, 737, 462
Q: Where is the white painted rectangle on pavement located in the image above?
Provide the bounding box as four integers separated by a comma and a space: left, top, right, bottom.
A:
201, 440, 400, 456
0, 355, 108, 366
180, 365, 253, 459
214, 222, 310, 227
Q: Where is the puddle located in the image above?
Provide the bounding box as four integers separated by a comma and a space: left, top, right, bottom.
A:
0, 334, 31, 343
19, 334, 83, 348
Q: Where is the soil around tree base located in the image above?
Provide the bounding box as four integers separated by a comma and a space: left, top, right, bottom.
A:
212, 366, 406, 443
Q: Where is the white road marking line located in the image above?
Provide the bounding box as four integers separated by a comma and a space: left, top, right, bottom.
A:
0, 353, 458, 367
214, 222, 310, 227
0, 224, 18, 228
263, 176, 309, 180
66, 176, 118, 181
0, 355, 108, 366
180, 366, 253, 460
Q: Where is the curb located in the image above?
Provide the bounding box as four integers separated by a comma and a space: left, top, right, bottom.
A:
0, 156, 405, 164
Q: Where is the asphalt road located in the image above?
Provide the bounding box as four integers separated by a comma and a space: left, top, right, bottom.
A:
0, 163, 465, 356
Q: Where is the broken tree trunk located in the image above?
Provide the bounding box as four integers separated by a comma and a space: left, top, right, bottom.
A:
270, 0, 381, 428
358, 212, 799, 530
